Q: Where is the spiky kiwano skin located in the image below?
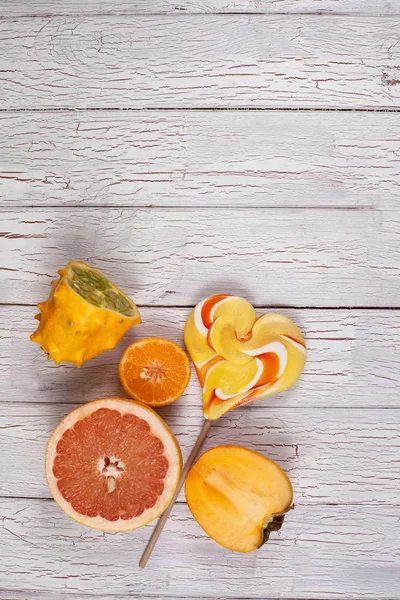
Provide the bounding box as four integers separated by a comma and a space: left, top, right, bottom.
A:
30, 261, 141, 367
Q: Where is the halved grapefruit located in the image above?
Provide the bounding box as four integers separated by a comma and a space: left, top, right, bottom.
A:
46, 398, 182, 532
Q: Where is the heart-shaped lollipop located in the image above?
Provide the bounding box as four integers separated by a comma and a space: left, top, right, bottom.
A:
184, 294, 306, 419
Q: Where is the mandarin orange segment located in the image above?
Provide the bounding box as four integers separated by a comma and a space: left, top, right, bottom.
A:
119, 338, 191, 406
184, 295, 306, 420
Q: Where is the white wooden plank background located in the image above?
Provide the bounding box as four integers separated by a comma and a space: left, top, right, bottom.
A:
2, 208, 400, 307
1, 16, 400, 110
1, 501, 399, 598
1, 0, 400, 599
1, 0, 399, 16
1, 111, 399, 209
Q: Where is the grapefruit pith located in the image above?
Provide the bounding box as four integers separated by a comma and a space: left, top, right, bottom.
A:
46, 398, 182, 532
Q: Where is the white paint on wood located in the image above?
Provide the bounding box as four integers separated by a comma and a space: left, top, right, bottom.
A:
1, 306, 399, 408
1, 402, 399, 503
1, 16, 399, 109
1, 110, 399, 208
1, 4, 399, 598
0, 499, 399, 598
0, 0, 398, 16
1, 208, 399, 306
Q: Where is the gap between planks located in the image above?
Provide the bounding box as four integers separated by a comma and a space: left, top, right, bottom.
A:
0, 593, 329, 600
0, 595, 333, 600
0, 13, 398, 17
4, 303, 400, 310
1, 11, 400, 18
0, 0, 399, 17
2, 496, 399, 507
0, 402, 399, 409
0, 207, 382, 211
1, 107, 400, 112
0, 594, 338, 600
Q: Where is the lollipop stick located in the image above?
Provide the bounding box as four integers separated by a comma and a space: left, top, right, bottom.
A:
139, 418, 212, 568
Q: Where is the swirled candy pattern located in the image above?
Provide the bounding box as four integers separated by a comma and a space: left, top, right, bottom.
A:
184, 295, 306, 420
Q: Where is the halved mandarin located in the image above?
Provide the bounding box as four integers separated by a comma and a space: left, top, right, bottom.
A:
46, 398, 182, 532
119, 338, 191, 406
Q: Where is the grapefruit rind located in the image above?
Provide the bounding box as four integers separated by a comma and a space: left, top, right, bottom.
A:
119, 338, 191, 406
46, 398, 182, 532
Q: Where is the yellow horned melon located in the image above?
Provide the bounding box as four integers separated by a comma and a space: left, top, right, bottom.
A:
31, 261, 141, 367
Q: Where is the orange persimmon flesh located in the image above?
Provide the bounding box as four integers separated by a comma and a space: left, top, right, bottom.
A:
119, 338, 191, 406
185, 445, 293, 553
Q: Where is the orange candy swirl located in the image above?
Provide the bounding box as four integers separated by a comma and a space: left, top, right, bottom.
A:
184, 295, 306, 420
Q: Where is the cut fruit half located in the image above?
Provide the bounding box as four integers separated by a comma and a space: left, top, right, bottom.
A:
46, 398, 182, 531
31, 261, 141, 366
67, 262, 137, 317
185, 445, 293, 552
119, 338, 191, 406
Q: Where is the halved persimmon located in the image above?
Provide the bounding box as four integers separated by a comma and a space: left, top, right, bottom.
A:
119, 338, 191, 406
185, 446, 293, 552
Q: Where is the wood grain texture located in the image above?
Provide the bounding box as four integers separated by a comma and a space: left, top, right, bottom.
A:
1, 3, 399, 598
1, 110, 399, 208
1, 402, 399, 503
1, 0, 399, 16
0, 596, 284, 600
2, 306, 400, 408
1, 16, 400, 109
1, 596, 282, 600
1, 499, 399, 598
1, 208, 399, 307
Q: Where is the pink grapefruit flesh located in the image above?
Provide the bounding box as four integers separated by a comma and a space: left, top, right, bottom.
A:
46, 398, 182, 531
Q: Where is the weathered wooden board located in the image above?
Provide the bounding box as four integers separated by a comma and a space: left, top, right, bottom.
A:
0, 499, 399, 598
1, 16, 400, 109
2, 306, 399, 408
1, 208, 399, 307
1, 1, 399, 597
1, 401, 399, 503
1, 0, 399, 16
1, 110, 399, 208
